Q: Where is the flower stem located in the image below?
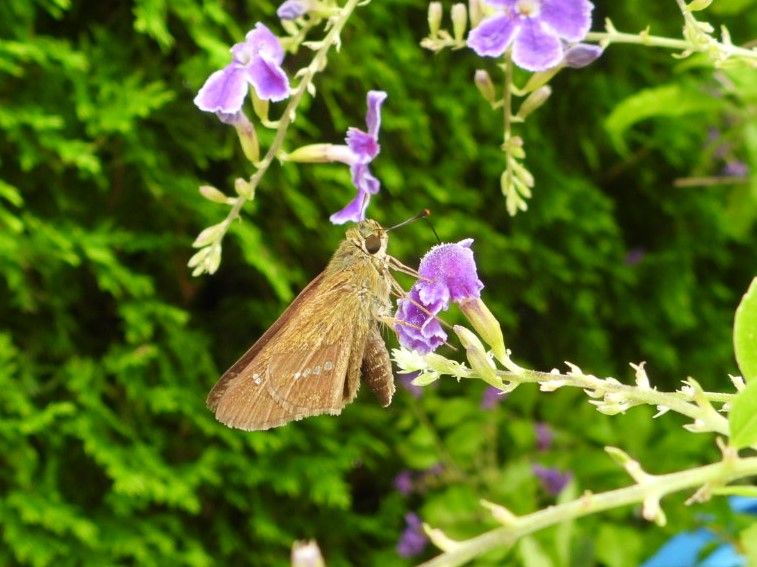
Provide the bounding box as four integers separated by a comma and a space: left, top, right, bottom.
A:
419, 456, 757, 567
218, 0, 363, 237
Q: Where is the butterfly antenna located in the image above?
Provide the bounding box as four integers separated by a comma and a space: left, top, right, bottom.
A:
387, 209, 431, 232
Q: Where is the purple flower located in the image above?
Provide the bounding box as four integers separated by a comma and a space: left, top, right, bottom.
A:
395, 289, 448, 355
481, 386, 506, 409
625, 247, 645, 266
329, 91, 387, 224
395, 240, 484, 354
563, 42, 603, 68
532, 464, 571, 495
396, 513, 428, 558
398, 370, 426, 398
535, 422, 553, 451
468, 0, 594, 72
194, 23, 290, 116
277, 0, 310, 20
393, 470, 414, 495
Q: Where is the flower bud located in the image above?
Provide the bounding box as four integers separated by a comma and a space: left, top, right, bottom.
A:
199, 185, 230, 204
234, 117, 260, 163
563, 43, 603, 68
474, 69, 496, 105
468, 0, 484, 28
234, 178, 254, 200
284, 143, 355, 164
515, 86, 552, 120
451, 3, 467, 42
454, 325, 501, 388
460, 298, 506, 363
428, 2, 443, 38
278, 0, 311, 20
192, 222, 224, 248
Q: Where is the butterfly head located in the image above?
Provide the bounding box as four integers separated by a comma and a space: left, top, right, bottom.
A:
348, 219, 388, 257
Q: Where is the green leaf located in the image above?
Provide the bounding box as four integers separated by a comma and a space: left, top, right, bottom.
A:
734, 277, 757, 382
729, 379, 757, 449
740, 523, 757, 567
604, 84, 719, 153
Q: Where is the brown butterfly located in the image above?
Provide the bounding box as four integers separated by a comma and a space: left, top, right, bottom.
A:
207, 219, 413, 431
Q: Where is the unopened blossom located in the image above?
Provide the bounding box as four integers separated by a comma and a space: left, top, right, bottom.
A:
277, 0, 311, 20
532, 464, 571, 495
329, 90, 387, 224
194, 23, 290, 116
396, 513, 428, 558
468, 0, 594, 71
563, 42, 603, 68
395, 240, 484, 354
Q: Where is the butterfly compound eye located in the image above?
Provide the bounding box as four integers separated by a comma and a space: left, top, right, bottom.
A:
364, 233, 382, 254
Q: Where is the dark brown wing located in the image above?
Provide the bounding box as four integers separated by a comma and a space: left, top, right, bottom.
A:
361, 324, 394, 407
207, 269, 374, 431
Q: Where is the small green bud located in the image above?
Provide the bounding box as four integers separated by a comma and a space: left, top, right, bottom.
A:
686, 0, 712, 11
251, 91, 271, 125
451, 3, 467, 42
454, 325, 502, 388
468, 0, 484, 28
474, 69, 496, 104
199, 185, 230, 204
234, 178, 254, 200
428, 2, 443, 38
192, 222, 224, 248
515, 86, 552, 120
460, 298, 506, 364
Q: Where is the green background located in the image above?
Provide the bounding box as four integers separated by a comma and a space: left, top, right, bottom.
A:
1, 0, 755, 565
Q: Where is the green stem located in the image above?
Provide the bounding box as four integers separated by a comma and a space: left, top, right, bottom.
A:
419, 456, 757, 567
218, 0, 363, 237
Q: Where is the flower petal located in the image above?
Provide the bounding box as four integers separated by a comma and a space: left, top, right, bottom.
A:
351, 163, 380, 194
365, 90, 387, 138
540, 0, 594, 42
193, 65, 249, 114
512, 18, 562, 71
467, 13, 519, 58
417, 240, 484, 304
483, 0, 517, 8
329, 190, 370, 224
246, 55, 290, 101
395, 290, 447, 354
245, 23, 285, 65
346, 128, 379, 161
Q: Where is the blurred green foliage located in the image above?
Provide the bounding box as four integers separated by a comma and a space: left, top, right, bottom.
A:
0, 0, 755, 565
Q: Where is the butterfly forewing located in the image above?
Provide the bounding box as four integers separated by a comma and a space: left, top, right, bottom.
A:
208, 267, 374, 431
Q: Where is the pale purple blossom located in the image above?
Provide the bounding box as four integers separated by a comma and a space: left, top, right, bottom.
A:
535, 422, 553, 451
194, 23, 290, 116
393, 470, 414, 495
468, 0, 594, 72
329, 91, 387, 224
723, 160, 749, 178
625, 248, 645, 266
533, 464, 571, 495
481, 386, 506, 409
397, 513, 428, 558
277, 0, 310, 20
396, 240, 483, 354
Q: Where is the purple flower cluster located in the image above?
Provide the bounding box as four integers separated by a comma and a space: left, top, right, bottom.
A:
396, 513, 428, 558
535, 422, 553, 451
468, 0, 595, 71
329, 91, 387, 224
194, 24, 290, 118
395, 240, 484, 354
